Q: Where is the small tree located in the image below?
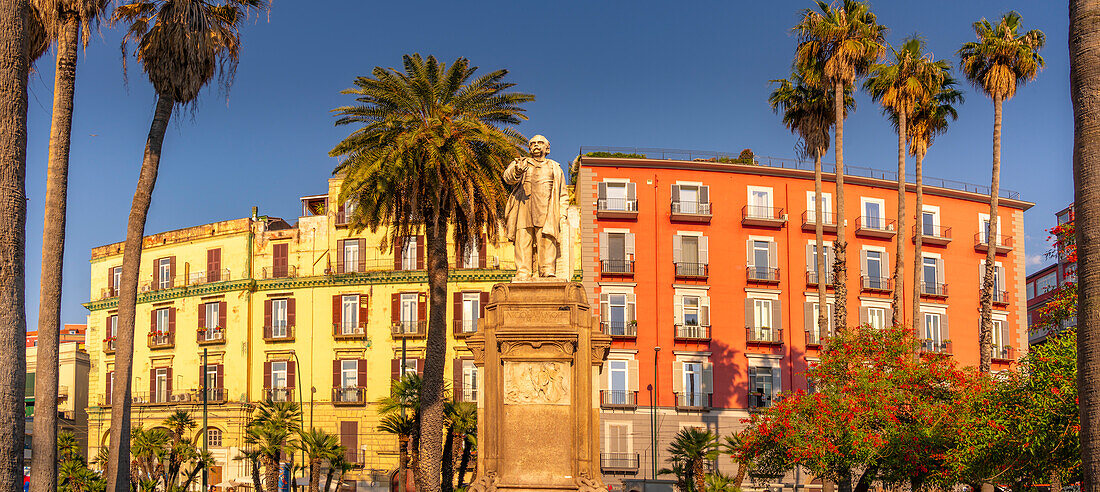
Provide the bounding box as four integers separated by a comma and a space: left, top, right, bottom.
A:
660, 427, 720, 491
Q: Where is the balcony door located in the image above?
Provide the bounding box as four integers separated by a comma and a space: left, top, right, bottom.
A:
400, 293, 418, 332
461, 293, 480, 334
605, 182, 629, 211
341, 295, 359, 334
154, 368, 169, 403
608, 360, 628, 405
683, 362, 703, 406
750, 189, 771, 217
923, 313, 942, 348
864, 201, 883, 229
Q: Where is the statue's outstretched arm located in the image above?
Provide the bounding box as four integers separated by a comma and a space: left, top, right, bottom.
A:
503, 159, 525, 185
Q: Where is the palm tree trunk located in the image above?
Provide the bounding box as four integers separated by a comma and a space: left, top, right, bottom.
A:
979, 94, 1002, 374
251, 457, 263, 492
263, 454, 279, 492
106, 93, 174, 492
398, 435, 409, 492
417, 219, 449, 492
1070, 2, 1100, 488
309, 458, 321, 492
456, 439, 472, 488
0, 0, 29, 489
892, 111, 907, 327
833, 81, 849, 331
911, 150, 925, 344
30, 13, 79, 492
1051, 470, 1063, 492
441, 427, 454, 492
693, 458, 705, 492
815, 148, 827, 336
323, 467, 334, 492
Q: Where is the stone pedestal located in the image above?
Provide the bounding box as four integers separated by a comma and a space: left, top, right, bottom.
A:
466, 282, 611, 491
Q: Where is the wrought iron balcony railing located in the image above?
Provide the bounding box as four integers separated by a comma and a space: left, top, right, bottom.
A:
806, 270, 835, 286
674, 324, 710, 342
600, 390, 638, 409
597, 198, 639, 213
671, 200, 712, 216
674, 392, 711, 410
263, 388, 293, 402
332, 386, 367, 405
261, 265, 298, 279
921, 282, 948, 298
600, 453, 640, 472
862, 276, 892, 292
601, 259, 635, 275
391, 320, 427, 338
674, 262, 708, 278
601, 321, 637, 338
147, 331, 174, 349
747, 327, 783, 344
263, 323, 294, 341
453, 319, 479, 337
333, 322, 368, 340
747, 266, 780, 283
197, 327, 225, 344
920, 339, 951, 354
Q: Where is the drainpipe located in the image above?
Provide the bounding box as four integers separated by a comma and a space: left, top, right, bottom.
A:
247, 207, 256, 403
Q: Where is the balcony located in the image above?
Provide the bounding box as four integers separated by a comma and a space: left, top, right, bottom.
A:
597, 198, 639, 219
601, 453, 640, 473
674, 392, 711, 411
600, 390, 638, 409
263, 388, 294, 402
263, 324, 294, 342
601, 321, 637, 339
913, 225, 952, 246
671, 200, 712, 222
974, 234, 1014, 254
99, 287, 119, 300
332, 386, 367, 406
600, 259, 634, 276
748, 390, 774, 409
196, 327, 225, 345
141, 275, 183, 293
335, 208, 351, 226
129, 391, 173, 406
455, 385, 478, 403
990, 289, 1010, 305
920, 282, 948, 298
805, 270, 835, 287
188, 268, 231, 286
333, 322, 368, 341
392, 320, 427, 339
194, 388, 228, 404
741, 206, 787, 228
261, 265, 298, 279
805, 329, 831, 347
861, 276, 892, 293
102, 338, 115, 355
147, 330, 174, 350
453, 319, 479, 338
855, 217, 897, 239
747, 266, 780, 284
992, 345, 1015, 362
674, 324, 711, 342
920, 339, 952, 354
674, 262, 708, 279
801, 211, 837, 233
747, 327, 783, 345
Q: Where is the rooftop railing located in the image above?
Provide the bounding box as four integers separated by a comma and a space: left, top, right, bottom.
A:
579, 146, 1022, 200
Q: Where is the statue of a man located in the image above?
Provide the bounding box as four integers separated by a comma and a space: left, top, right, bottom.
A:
504, 135, 569, 281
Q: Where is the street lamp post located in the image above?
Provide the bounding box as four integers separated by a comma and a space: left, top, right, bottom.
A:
202, 348, 208, 492
653, 346, 660, 480
288, 350, 306, 490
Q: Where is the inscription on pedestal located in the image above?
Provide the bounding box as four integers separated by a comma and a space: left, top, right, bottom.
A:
503, 361, 570, 405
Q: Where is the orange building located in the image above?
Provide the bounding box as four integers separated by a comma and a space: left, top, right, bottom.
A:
575, 149, 1031, 484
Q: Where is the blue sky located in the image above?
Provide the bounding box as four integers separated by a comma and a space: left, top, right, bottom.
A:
23, 0, 1071, 328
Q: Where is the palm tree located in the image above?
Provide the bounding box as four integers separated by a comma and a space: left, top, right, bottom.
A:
234, 448, 264, 492
104, 2, 268, 490
28, 2, 108, 489
245, 401, 302, 492
330, 54, 533, 490
448, 401, 477, 489
0, 0, 32, 487
769, 69, 851, 338
865, 37, 949, 326
794, 0, 886, 331
905, 77, 962, 336
378, 413, 417, 491
1069, 0, 1100, 486
659, 427, 719, 492
958, 11, 1044, 373
295, 428, 341, 492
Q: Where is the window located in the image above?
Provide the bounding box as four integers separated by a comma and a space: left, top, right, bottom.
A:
748, 188, 772, 217
674, 235, 708, 277
606, 294, 629, 335
806, 191, 832, 217
155, 308, 171, 335
462, 236, 479, 269
206, 428, 222, 447
344, 199, 357, 220
923, 257, 940, 294
108, 315, 118, 339
271, 362, 288, 389
753, 299, 774, 340
343, 241, 360, 273
751, 240, 771, 279
809, 303, 833, 339
341, 360, 358, 388
460, 360, 478, 402
861, 250, 884, 289
271, 244, 287, 279
401, 237, 418, 270
750, 367, 774, 408
398, 358, 418, 376
683, 362, 704, 406
867, 307, 886, 330
863, 200, 884, 229
1036, 273, 1057, 295
341, 295, 359, 334
111, 267, 121, 296
205, 364, 219, 390
1027, 282, 1036, 300
203, 302, 220, 340
810, 244, 832, 283
608, 360, 629, 405
461, 293, 480, 333
683, 296, 701, 326
673, 184, 709, 214
271, 299, 288, 338
154, 368, 169, 403
675, 294, 709, 339
923, 313, 943, 349
922, 211, 938, 235
981, 217, 999, 244
600, 182, 637, 212
992, 319, 1007, 357
157, 258, 172, 289
605, 423, 631, 464
600, 232, 634, 273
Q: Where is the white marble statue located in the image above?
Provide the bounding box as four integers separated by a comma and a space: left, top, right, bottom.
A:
503, 135, 569, 281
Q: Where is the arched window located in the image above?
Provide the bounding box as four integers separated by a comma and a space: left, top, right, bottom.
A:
207, 428, 222, 447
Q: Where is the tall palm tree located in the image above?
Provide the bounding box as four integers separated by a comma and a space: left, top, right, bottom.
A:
865, 37, 949, 326
104, 2, 268, 490
1069, 0, 1100, 487
330, 54, 533, 490
905, 77, 962, 336
0, 0, 31, 487
769, 69, 850, 337
295, 428, 341, 492
322, 452, 351, 492
958, 11, 1044, 373
659, 427, 719, 492
234, 448, 264, 492
28, 2, 108, 490
245, 401, 301, 492
378, 374, 423, 491
794, 0, 886, 331
448, 401, 477, 489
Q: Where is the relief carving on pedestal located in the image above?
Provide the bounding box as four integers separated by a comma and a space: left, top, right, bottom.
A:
503, 361, 570, 405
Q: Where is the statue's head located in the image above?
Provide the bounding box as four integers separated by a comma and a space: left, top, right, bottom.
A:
529, 135, 549, 158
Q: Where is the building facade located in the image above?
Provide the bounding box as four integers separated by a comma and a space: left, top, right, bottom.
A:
27, 323, 87, 348
1027, 203, 1076, 345
575, 150, 1032, 486
82, 176, 581, 488
26, 342, 91, 459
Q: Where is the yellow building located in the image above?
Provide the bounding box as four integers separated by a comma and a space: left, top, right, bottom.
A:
83, 176, 578, 487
